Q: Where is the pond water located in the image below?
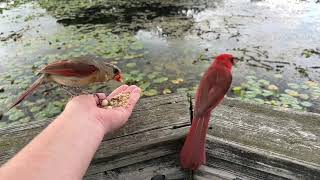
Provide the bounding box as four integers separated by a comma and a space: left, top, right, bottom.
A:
0, 0, 320, 127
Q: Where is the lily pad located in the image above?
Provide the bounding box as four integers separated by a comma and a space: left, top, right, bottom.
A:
274, 74, 283, 79
177, 88, 188, 93
247, 79, 257, 85
245, 75, 257, 80
52, 101, 65, 108
130, 70, 140, 75
35, 111, 47, 120
301, 85, 309, 90
144, 89, 158, 96
311, 95, 319, 100
135, 73, 145, 81
284, 89, 299, 97
313, 88, 320, 94
291, 104, 303, 110
43, 103, 62, 118
126, 62, 137, 68
302, 49, 313, 58
0, 122, 6, 128
253, 98, 265, 104
269, 100, 280, 106
248, 86, 262, 94
130, 41, 144, 50
232, 86, 242, 96
299, 94, 309, 100
261, 90, 274, 97
30, 106, 42, 113
147, 72, 159, 79
139, 82, 151, 91
163, 88, 172, 94
305, 81, 318, 88
153, 77, 168, 83
267, 84, 278, 91
171, 78, 184, 84
300, 101, 312, 107
19, 117, 31, 123
244, 91, 257, 99
258, 79, 270, 86
287, 83, 300, 89
187, 88, 196, 95
124, 73, 134, 82
8, 110, 25, 121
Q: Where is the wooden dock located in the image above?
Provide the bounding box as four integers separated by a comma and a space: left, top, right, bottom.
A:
0, 93, 320, 179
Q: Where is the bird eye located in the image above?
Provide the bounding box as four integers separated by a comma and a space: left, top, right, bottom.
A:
113, 68, 120, 75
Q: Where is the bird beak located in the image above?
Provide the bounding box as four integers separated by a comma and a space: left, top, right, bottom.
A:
114, 74, 124, 83
233, 57, 240, 64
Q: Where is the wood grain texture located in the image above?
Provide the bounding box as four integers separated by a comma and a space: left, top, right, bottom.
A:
85, 154, 189, 180
205, 97, 320, 165
1, 93, 320, 180
195, 135, 320, 180
0, 93, 190, 166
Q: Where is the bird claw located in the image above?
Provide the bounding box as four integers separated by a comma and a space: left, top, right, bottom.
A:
94, 93, 103, 107
59, 85, 77, 96
58, 86, 93, 97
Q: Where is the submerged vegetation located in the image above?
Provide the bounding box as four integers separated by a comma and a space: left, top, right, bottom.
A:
0, 0, 320, 126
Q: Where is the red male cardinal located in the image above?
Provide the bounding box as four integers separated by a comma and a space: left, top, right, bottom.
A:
6, 55, 123, 112
180, 54, 236, 170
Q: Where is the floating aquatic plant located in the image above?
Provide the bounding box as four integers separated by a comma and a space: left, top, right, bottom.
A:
171, 78, 184, 84
163, 88, 172, 94
144, 89, 158, 96
232, 75, 318, 111
153, 77, 168, 83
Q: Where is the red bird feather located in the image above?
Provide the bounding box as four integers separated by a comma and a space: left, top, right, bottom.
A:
180, 54, 235, 170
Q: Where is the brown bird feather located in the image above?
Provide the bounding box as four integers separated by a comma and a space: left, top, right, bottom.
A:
0, 55, 123, 120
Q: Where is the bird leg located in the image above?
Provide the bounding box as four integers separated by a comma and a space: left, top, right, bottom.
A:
74, 87, 93, 95
58, 86, 102, 106
58, 85, 78, 97
94, 93, 104, 107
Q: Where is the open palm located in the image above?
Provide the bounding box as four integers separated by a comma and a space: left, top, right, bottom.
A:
63, 85, 141, 133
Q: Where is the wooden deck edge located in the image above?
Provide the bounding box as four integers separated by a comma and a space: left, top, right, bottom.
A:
0, 93, 320, 179
196, 135, 320, 180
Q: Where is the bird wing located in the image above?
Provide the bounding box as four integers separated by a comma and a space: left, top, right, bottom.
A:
40, 60, 99, 77
194, 66, 232, 117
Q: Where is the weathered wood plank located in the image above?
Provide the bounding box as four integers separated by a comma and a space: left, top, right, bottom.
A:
1, 93, 320, 180
194, 166, 238, 180
204, 97, 320, 165
195, 135, 320, 180
0, 94, 190, 166
87, 128, 188, 175
85, 154, 189, 180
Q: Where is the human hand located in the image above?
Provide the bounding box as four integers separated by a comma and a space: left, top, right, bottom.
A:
61, 85, 141, 133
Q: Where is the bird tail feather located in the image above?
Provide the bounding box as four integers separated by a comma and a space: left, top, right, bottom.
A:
180, 112, 210, 170
0, 74, 46, 120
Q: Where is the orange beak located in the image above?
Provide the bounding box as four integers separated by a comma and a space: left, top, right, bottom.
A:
114, 74, 124, 83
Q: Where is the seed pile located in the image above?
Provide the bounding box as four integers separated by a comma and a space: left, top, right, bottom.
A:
101, 92, 130, 109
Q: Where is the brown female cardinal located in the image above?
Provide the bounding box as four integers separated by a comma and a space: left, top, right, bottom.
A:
4, 55, 123, 114
180, 54, 236, 170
